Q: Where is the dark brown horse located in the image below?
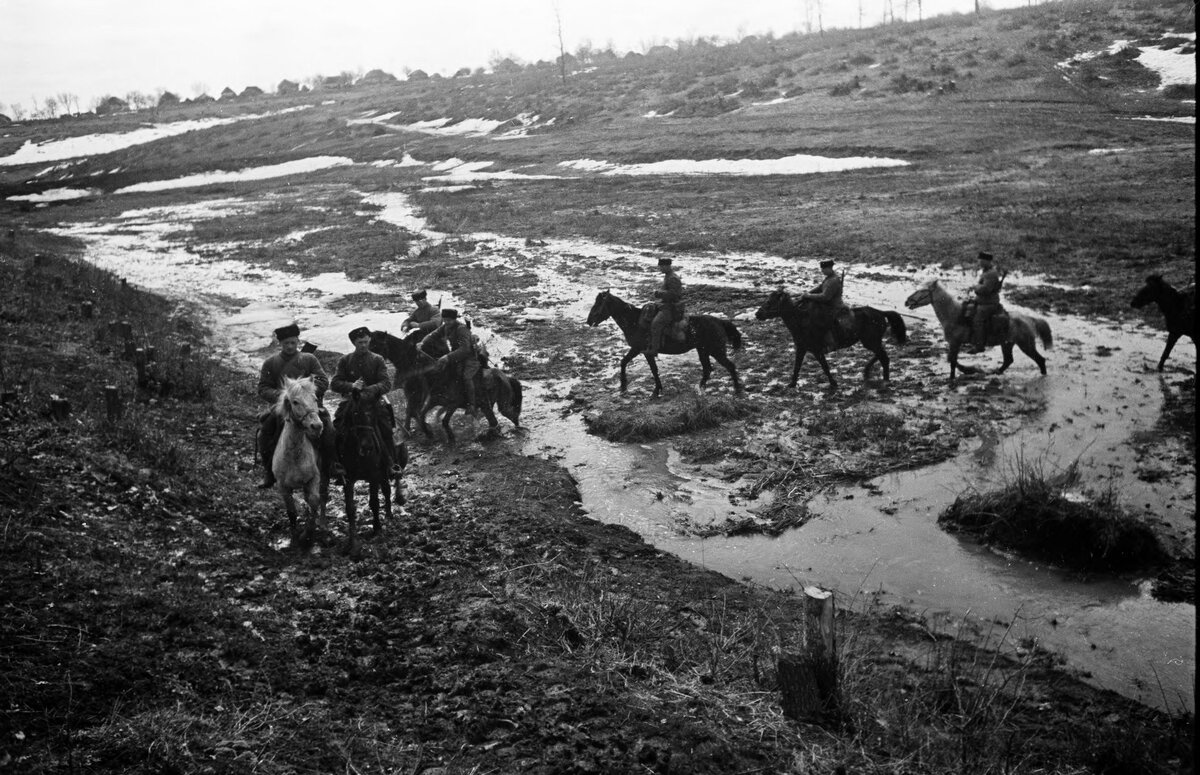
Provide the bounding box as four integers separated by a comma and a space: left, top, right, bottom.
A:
585, 290, 743, 398
1131, 275, 1195, 371
337, 392, 406, 557
369, 330, 522, 443
754, 289, 908, 389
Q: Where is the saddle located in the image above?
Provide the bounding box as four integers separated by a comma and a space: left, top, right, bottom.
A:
638, 302, 688, 341
960, 301, 1010, 345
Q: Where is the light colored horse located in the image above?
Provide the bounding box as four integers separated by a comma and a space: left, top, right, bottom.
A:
272, 376, 326, 546
904, 279, 1052, 382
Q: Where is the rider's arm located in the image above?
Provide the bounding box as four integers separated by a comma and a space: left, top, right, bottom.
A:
360, 357, 392, 400
330, 356, 355, 395
805, 279, 836, 302
257, 357, 283, 404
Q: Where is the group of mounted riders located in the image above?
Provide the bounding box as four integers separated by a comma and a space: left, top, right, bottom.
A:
255, 289, 488, 491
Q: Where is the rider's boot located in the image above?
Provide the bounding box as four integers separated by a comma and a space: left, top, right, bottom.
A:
464, 380, 479, 419
258, 444, 276, 489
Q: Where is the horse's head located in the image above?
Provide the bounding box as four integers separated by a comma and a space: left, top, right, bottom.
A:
586, 290, 612, 327
344, 392, 384, 459
904, 280, 938, 310
368, 330, 392, 358
755, 288, 788, 320
279, 377, 323, 439
1130, 274, 1164, 309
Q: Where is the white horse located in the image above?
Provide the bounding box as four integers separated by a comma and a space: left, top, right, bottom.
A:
272, 376, 326, 546
905, 279, 1052, 382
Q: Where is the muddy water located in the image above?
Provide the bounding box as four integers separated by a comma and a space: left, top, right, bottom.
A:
58, 195, 1194, 712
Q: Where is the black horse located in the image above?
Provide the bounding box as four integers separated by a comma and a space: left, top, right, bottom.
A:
754, 289, 908, 389
369, 329, 522, 443
1131, 275, 1196, 371
337, 392, 405, 557
585, 290, 743, 398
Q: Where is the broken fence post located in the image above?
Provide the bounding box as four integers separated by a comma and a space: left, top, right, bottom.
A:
778, 586, 838, 721
104, 385, 122, 422
49, 394, 71, 423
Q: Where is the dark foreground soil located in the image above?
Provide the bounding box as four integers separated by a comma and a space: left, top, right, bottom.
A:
1, 249, 1194, 774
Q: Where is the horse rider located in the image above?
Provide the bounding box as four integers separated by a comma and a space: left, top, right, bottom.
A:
967, 251, 1003, 353
420, 308, 481, 417
256, 322, 336, 489
645, 257, 685, 358
332, 326, 400, 472
400, 289, 440, 334
801, 258, 853, 346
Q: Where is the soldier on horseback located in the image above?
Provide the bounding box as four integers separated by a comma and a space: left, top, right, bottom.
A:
966, 251, 1005, 353
400, 289, 440, 334
645, 257, 685, 358
332, 327, 401, 474
256, 323, 337, 489
801, 259, 854, 349
420, 308, 481, 418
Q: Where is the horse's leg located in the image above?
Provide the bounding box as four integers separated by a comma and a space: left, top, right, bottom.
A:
1014, 338, 1046, 375
480, 400, 500, 433
302, 479, 321, 548
789, 346, 807, 389
344, 478, 358, 555
368, 482, 381, 537
813, 351, 837, 389
1158, 331, 1182, 371
380, 476, 393, 530
618, 348, 639, 392
278, 486, 298, 543
442, 407, 457, 444
711, 348, 742, 394
697, 349, 714, 391
646, 355, 663, 398
995, 342, 1015, 374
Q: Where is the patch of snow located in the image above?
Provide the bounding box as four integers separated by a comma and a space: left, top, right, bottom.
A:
1088, 148, 1128, 155
6, 187, 99, 202
0, 108, 313, 167
560, 153, 909, 177
112, 156, 354, 193
1129, 115, 1195, 124
347, 110, 403, 125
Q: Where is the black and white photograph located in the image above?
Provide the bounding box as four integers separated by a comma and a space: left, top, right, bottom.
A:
1, 0, 1194, 772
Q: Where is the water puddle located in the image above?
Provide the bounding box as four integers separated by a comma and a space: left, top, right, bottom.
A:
56, 192, 1195, 712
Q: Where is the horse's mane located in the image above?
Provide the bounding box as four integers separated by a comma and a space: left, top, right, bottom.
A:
276, 376, 317, 415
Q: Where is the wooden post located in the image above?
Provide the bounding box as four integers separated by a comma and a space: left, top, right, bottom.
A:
778, 586, 838, 721
123, 338, 136, 361
134, 348, 147, 383
117, 320, 133, 340
49, 394, 71, 422
104, 385, 122, 421
145, 345, 156, 363
80, 300, 94, 319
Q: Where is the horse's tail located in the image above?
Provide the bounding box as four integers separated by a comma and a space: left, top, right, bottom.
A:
720, 319, 744, 351
883, 310, 908, 345
1034, 316, 1053, 350
507, 376, 523, 427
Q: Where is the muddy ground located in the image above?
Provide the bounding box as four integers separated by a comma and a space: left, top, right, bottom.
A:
0, 244, 1194, 774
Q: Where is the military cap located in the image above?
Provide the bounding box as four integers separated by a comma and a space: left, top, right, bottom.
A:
819, 259, 835, 268
978, 251, 994, 262
348, 326, 371, 342
657, 257, 673, 267
412, 289, 427, 300
441, 308, 459, 319
274, 323, 301, 341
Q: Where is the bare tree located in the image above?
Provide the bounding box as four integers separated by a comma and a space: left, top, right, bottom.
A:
45, 96, 59, 118
552, 1, 567, 85
55, 92, 76, 116
858, 0, 864, 28
10, 102, 26, 120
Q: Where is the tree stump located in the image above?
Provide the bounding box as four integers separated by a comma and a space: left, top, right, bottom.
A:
778, 586, 838, 721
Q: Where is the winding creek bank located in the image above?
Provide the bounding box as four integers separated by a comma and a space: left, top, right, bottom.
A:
51, 192, 1195, 714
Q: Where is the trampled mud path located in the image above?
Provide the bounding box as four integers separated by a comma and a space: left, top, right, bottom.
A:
57, 192, 1194, 711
